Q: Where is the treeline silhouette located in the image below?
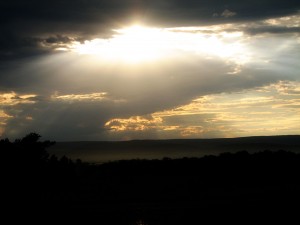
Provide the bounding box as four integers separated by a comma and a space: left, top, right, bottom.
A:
2, 133, 300, 223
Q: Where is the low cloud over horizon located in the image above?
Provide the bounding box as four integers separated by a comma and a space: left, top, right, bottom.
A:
0, 1, 299, 140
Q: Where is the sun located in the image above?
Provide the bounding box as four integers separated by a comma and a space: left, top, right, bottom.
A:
73, 25, 172, 63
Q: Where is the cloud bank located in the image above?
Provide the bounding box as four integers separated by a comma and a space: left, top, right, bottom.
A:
0, 1, 299, 140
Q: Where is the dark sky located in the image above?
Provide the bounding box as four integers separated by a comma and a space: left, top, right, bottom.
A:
1, 1, 300, 140
1, 0, 300, 60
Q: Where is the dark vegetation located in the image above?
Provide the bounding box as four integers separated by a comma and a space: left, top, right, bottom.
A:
2, 133, 300, 223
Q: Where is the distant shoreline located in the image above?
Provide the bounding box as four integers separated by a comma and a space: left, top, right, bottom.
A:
48, 135, 300, 163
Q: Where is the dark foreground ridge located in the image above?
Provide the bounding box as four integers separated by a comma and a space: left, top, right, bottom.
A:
2, 133, 300, 223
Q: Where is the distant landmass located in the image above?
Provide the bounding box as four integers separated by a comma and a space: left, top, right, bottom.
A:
49, 135, 300, 163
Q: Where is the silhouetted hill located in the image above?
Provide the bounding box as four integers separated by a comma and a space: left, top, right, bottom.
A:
2, 133, 300, 223
9, 150, 300, 223
50, 135, 300, 163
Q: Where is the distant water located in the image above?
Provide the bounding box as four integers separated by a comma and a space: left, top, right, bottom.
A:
48, 136, 300, 163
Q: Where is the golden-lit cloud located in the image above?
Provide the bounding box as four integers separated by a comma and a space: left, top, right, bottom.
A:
263, 14, 300, 27
0, 111, 11, 119
270, 81, 300, 95
105, 116, 163, 132
0, 111, 12, 135
105, 80, 300, 139
52, 92, 108, 101
0, 92, 37, 105
180, 126, 204, 137
0, 92, 37, 136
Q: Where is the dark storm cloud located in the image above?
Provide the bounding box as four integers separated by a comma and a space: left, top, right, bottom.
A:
1, 0, 300, 60
143, 0, 300, 25
245, 26, 300, 35
0, 35, 79, 61
0, 34, 46, 60
45, 35, 73, 44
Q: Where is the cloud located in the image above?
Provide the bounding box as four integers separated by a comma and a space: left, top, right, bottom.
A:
105, 80, 300, 139
105, 116, 163, 132
1, 5, 300, 140
236, 13, 300, 35
221, 9, 237, 18
1, 1, 300, 60
53, 92, 108, 102
0, 92, 37, 105
1, 53, 287, 140
245, 26, 300, 35
267, 81, 300, 95
1, 94, 122, 141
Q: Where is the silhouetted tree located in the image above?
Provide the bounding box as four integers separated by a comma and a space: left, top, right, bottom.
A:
12, 132, 55, 166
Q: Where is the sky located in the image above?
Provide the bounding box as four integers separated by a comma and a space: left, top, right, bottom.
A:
0, 0, 300, 141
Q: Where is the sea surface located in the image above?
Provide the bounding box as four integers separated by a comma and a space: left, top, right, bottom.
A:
48, 135, 300, 163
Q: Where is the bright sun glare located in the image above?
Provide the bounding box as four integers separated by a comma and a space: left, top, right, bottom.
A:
73, 25, 170, 62
71, 24, 247, 64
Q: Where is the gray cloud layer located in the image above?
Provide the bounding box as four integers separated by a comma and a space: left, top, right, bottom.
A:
1, 1, 300, 140
2, 51, 297, 140
1, 0, 300, 60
